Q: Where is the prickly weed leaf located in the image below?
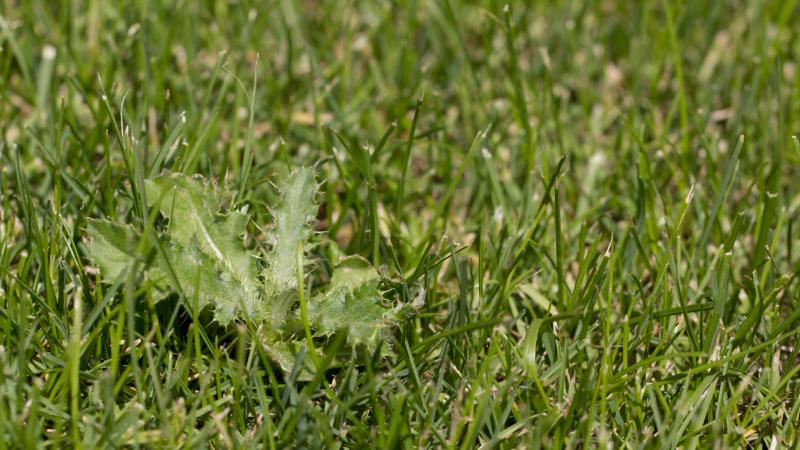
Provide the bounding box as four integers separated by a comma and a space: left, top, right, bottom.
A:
328, 256, 381, 290
261, 331, 317, 381
144, 175, 258, 292
143, 174, 262, 324
263, 167, 318, 298
86, 168, 400, 368
157, 243, 255, 324
85, 219, 147, 282
308, 256, 392, 349
144, 174, 223, 248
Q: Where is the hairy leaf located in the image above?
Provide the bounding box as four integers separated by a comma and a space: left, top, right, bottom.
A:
262, 332, 317, 381
155, 244, 249, 324
264, 167, 318, 296
143, 174, 262, 323
85, 219, 146, 282
145, 176, 258, 289
308, 256, 392, 349
86, 169, 398, 371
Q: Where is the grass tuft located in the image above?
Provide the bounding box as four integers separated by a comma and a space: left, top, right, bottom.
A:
1, 0, 800, 447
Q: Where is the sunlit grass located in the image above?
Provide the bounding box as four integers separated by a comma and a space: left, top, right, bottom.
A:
1, 0, 799, 447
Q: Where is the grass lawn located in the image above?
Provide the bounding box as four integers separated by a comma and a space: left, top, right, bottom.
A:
2, 0, 800, 447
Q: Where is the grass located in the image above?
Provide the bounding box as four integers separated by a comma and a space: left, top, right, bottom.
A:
1, 0, 800, 447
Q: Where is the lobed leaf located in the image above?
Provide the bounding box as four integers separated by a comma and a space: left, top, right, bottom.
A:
144, 174, 262, 324
308, 256, 392, 349
261, 332, 317, 381
86, 169, 397, 370
85, 219, 147, 282
262, 167, 318, 322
